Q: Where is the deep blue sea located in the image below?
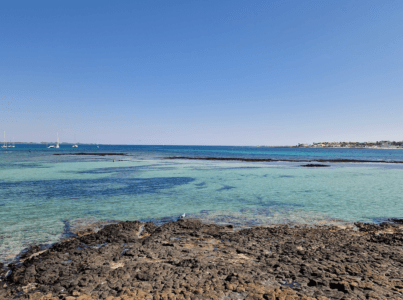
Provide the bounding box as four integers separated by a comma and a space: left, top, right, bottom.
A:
1, 144, 403, 263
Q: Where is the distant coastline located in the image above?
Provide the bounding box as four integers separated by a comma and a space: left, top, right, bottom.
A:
258, 140, 403, 149
5, 142, 403, 149
9, 142, 98, 145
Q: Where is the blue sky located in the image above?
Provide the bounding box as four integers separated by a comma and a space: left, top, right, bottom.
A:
1, 0, 402, 145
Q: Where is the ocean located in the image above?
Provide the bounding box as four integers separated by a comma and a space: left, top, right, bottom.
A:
1, 144, 403, 264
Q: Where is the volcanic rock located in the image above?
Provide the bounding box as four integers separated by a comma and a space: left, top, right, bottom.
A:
1, 220, 403, 299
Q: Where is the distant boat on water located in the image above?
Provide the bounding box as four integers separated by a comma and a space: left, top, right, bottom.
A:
1, 131, 7, 148
72, 134, 78, 147
48, 133, 60, 149
8, 138, 15, 148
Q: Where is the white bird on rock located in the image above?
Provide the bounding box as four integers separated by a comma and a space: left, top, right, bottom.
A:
179, 213, 186, 220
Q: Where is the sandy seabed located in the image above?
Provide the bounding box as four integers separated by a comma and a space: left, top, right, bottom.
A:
1, 219, 403, 300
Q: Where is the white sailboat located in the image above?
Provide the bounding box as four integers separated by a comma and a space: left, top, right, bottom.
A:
1, 131, 7, 148
48, 133, 60, 149
8, 138, 15, 148
72, 135, 78, 147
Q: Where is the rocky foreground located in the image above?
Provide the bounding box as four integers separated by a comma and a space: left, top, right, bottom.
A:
1, 220, 403, 300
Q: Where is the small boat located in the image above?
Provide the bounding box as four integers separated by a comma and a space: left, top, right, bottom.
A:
48, 133, 60, 149
72, 134, 78, 148
1, 131, 7, 148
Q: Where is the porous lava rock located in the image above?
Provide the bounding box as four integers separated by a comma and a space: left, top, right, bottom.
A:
1, 220, 403, 299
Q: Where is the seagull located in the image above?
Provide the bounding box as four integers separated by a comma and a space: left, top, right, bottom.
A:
179, 213, 186, 220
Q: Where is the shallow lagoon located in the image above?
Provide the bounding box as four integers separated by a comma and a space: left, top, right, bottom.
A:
1, 145, 403, 263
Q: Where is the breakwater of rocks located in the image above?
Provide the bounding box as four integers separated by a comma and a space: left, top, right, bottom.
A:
166, 156, 403, 164
1, 219, 403, 300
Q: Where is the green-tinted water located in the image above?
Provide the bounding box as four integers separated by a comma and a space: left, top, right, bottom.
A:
1, 146, 403, 263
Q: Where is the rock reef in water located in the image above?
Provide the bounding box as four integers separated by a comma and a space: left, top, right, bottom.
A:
300, 164, 330, 168
166, 156, 403, 164
53, 153, 129, 156
1, 220, 403, 299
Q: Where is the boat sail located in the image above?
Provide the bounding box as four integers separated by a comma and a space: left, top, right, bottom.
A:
72, 134, 78, 147
48, 133, 60, 149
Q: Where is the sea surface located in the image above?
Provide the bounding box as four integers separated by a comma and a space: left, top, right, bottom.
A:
1, 145, 403, 264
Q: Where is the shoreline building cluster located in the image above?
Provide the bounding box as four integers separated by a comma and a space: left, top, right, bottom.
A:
297, 141, 403, 148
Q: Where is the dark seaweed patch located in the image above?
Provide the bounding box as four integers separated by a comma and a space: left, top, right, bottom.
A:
195, 182, 207, 189
0, 177, 195, 200
216, 185, 236, 192
71, 166, 151, 175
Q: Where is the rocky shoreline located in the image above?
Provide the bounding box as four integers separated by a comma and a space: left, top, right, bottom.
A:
1, 220, 403, 300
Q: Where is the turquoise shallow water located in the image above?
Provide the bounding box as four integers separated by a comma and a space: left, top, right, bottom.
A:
1, 145, 403, 263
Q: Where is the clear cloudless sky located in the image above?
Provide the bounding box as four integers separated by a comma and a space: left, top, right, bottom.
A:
1, 0, 402, 145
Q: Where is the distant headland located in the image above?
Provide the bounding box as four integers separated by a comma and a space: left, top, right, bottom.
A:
256, 140, 403, 149
294, 140, 403, 149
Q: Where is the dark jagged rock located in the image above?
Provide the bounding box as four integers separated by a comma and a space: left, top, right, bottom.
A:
389, 218, 403, 224
2, 220, 403, 299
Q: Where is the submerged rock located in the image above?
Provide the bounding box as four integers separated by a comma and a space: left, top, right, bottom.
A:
300, 164, 330, 167
1, 219, 403, 299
